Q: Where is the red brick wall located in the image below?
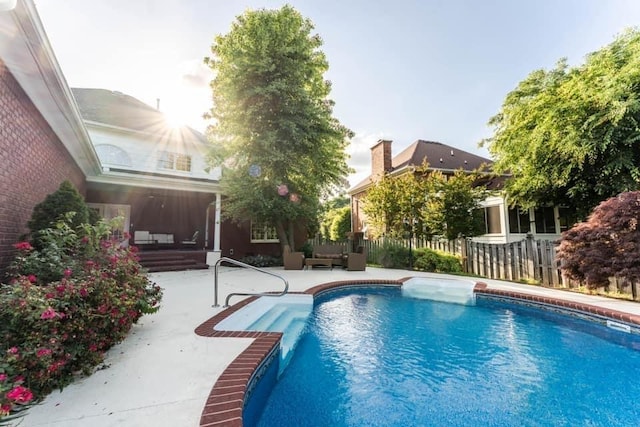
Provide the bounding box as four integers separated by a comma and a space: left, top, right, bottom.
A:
0, 60, 86, 277
371, 139, 392, 179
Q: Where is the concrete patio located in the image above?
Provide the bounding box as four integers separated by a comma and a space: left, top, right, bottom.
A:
18, 266, 640, 426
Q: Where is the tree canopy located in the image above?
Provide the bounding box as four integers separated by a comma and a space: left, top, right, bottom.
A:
205, 6, 352, 249
362, 164, 486, 240
483, 29, 640, 217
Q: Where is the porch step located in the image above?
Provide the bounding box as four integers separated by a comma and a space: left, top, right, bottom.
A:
137, 250, 209, 273
145, 263, 209, 273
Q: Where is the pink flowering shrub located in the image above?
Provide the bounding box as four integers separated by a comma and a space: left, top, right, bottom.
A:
0, 216, 162, 423
557, 191, 640, 289
0, 358, 34, 425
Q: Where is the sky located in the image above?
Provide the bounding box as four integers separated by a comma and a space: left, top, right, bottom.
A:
34, 0, 640, 188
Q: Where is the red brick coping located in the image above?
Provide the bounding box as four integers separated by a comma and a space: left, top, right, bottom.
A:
194, 279, 640, 426
474, 284, 640, 327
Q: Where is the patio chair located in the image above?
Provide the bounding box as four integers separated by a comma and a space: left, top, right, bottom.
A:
181, 230, 199, 247
283, 245, 304, 270
345, 245, 367, 271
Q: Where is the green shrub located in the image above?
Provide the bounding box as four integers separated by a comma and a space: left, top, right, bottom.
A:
0, 216, 162, 422
413, 247, 462, 273
0, 360, 33, 425
27, 181, 92, 249
329, 207, 351, 241
8, 213, 83, 284
298, 242, 313, 259
240, 254, 281, 268
377, 242, 411, 269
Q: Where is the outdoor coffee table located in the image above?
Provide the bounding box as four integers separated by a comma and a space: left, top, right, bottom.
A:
304, 258, 333, 270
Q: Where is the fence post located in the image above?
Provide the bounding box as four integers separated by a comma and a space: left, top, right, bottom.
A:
525, 234, 539, 282
459, 237, 468, 273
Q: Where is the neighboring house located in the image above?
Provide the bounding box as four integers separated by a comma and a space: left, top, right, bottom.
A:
349, 139, 572, 243
0, 0, 284, 275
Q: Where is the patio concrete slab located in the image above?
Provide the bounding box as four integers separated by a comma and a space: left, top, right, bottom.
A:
17, 267, 640, 426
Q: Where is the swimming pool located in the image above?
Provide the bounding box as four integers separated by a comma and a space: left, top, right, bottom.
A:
251, 288, 640, 426
196, 280, 640, 426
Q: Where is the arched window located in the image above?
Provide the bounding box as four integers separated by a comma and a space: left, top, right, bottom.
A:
95, 144, 132, 167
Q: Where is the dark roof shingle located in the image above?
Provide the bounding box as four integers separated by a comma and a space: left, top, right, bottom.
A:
71, 88, 207, 143
393, 140, 492, 171
350, 139, 495, 193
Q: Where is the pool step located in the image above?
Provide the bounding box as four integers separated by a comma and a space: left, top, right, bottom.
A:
268, 310, 309, 333
280, 317, 307, 356
246, 305, 311, 375
247, 306, 289, 331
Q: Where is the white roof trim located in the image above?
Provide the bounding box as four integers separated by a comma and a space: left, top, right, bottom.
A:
0, 0, 101, 176
87, 171, 221, 194
0, 0, 17, 12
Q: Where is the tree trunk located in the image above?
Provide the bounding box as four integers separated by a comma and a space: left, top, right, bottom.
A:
275, 219, 294, 252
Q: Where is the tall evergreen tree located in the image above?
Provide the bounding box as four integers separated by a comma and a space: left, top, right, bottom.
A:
28, 181, 91, 248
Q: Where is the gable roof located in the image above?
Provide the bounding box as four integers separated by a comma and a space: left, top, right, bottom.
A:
71, 88, 207, 144
393, 140, 492, 171
349, 139, 496, 194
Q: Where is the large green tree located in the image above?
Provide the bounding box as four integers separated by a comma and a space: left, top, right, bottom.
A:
362, 172, 428, 239
434, 169, 487, 240
362, 164, 485, 239
205, 6, 352, 250
483, 29, 640, 217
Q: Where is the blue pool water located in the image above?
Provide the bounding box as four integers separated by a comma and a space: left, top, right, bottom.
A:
253, 288, 640, 426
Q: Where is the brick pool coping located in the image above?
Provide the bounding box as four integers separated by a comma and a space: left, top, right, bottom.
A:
474, 283, 640, 326
194, 279, 640, 426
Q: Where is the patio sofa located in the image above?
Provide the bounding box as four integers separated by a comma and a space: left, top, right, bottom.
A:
312, 244, 348, 267
133, 231, 175, 248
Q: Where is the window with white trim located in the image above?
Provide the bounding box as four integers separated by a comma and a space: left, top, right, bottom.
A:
558, 207, 577, 232
95, 144, 132, 166
157, 151, 191, 172
508, 207, 531, 234
476, 206, 502, 234
534, 206, 556, 234
250, 221, 279, 243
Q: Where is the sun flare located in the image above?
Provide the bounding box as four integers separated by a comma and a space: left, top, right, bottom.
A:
163, 108, 189, 129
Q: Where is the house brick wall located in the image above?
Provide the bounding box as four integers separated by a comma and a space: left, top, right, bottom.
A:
0, 60, 86, 277
371, 139, 392, 179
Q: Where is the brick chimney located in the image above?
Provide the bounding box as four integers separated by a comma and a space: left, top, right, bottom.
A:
371, 139, 392, 179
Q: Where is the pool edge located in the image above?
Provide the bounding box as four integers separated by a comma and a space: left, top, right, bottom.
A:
194, 278, 640, 427
194, 280, 401, 427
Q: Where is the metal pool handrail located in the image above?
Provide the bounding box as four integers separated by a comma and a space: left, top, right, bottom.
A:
213, 257, 289, 307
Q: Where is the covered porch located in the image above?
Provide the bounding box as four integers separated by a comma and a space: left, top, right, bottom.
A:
86, 180, 223, 257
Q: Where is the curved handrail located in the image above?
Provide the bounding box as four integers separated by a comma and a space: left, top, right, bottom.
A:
213, 257, 289, 307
